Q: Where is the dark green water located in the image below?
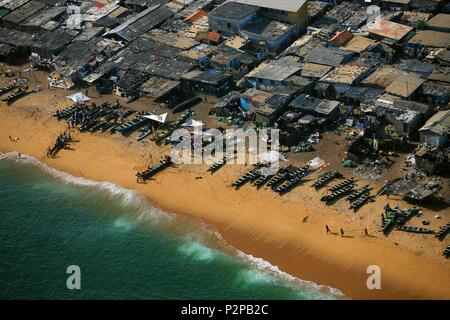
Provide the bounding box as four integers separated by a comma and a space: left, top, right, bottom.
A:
0, 153, 342, 299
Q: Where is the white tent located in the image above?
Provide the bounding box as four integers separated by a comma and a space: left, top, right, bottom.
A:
144, 113, 168, 123
66, 92, 91, 103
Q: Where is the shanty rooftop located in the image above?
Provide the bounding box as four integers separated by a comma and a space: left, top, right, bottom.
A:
304, 46, 353, 67
385, 73, 426, 98
208, 2, 259, 20
320, 65, 370, 85
428, 67, 450, 83
340, 36, 376, 54
241, 19, 295, 43
362, 67, 402, 88
368, 19, 413, 41
230, 0, 307, 13
245, 60, 300, 82
2, 0, 46, 25
408, 30, 450, 48
425, 13, 450, 31
0, 0, 29, 11
419, 110, 450, 135
301, 63, 333, 79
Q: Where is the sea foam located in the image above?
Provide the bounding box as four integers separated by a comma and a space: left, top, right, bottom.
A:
0, 151, 346, 299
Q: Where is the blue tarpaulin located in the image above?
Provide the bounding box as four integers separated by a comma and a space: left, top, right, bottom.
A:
240, 98, 252, 111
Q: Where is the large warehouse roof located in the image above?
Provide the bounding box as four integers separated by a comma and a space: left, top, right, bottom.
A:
229, 0, 307, 13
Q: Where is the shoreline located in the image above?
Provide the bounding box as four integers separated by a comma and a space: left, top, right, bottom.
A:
0, 150, 344, 299
0, 83, 449, 299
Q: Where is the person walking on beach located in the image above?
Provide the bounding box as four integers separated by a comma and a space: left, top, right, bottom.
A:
340, 228, 344, 237
326, 225, 330, 234
8, 135, 12, 142
364, 227, 369, 237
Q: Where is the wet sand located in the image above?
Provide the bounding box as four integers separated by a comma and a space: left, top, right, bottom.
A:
0, 71, 449, 299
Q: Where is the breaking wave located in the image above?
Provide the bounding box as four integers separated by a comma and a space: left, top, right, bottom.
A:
0, 151, 346, 299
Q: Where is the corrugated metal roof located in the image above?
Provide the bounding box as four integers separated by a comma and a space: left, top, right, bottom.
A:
368, 19, 413, 41
245, 62, 300, 82
230, 0, 307, 13
425, 13, 450, 30
408, 30, 450, 48
419, 110, 450, 135
385, 73, 425, 98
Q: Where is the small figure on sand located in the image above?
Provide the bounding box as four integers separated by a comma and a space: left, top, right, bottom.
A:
8, 135, 12, 142
18, 152, 21, 158
364, 227, 369, 237
326, 225, 330, 234
340, 228, 344, 237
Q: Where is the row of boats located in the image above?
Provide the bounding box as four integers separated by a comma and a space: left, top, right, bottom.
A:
380, 205, 433, 235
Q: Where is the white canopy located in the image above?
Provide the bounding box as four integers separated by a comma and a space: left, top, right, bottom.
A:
145, 113, 168, 123
66, 92, 91, 103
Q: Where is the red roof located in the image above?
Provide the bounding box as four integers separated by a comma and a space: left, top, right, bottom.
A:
184, 9, 207, 22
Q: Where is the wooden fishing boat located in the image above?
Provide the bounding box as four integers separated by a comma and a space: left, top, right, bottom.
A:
126, 92, 141, 104
329, 178, 355, 192
312, 171, 341, 189
136, 125, 153, 141
381, 212, 398, 235
172, 96, 202, 113
0, 83, 18, 95
53, 105, 80, 119
114, 113, 152, 134
275, 169, 314, 194
266, 170, 289, 189
443, 245, 450, 258
253, 172, 276, 188
207, 155, 234, 174
399, 225, 434, 234
136, 156, 172, 183
232, 168, 261, 188
346, 185, 370, 202
435, 223, 450, 240
350, 193, 374, 210
1, 87, 28, 104
321, 184, 355, 202
395, 207, 419, 227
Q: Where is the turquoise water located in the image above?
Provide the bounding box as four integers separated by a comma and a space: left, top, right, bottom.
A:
0, 153, 342, 300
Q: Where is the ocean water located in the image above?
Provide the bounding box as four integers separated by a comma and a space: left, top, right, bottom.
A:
0, 152, 343, 300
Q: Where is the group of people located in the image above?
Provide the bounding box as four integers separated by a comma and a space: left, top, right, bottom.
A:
47, 132, 72, 158
326, 225, 370, 237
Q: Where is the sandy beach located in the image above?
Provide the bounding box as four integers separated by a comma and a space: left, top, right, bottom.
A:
0, 68, 449, 300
